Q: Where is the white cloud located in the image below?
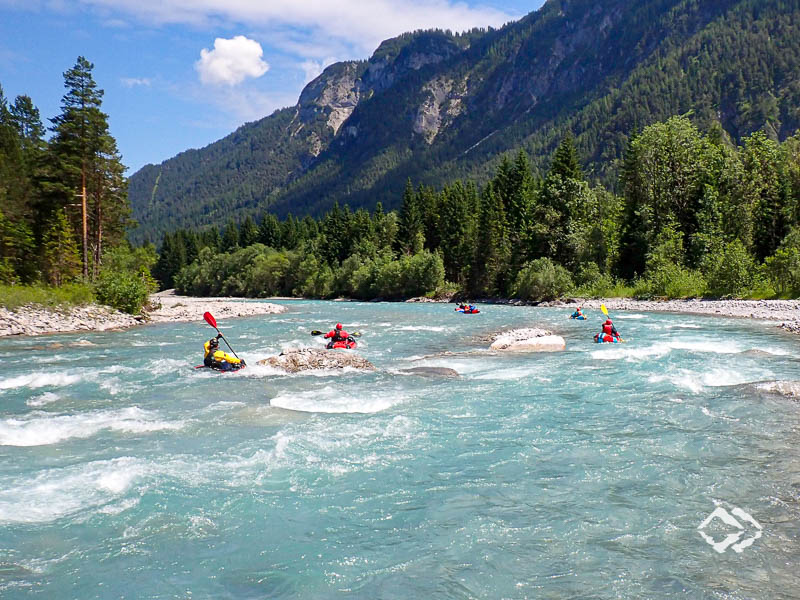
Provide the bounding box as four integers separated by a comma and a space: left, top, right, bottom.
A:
120, 77, 152, 87
195, 35, 269, 86
75, 0, 516, 57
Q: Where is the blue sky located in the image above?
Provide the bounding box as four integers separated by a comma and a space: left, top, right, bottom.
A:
0, 0, 545, 174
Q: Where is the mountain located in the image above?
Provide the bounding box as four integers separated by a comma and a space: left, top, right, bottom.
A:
128, 0, 800, 244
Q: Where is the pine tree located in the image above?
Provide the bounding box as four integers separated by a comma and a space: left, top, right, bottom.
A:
548, 132, 582, 181
239, 215, 259, 248
470, 181, 509, 295
42, 209, 81, 286
48, 57, 129, 280
397, 178, 423, 254
221, 220, 240, 252
258, 213, 282, 248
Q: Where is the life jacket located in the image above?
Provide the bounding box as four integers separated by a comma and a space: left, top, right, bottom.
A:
203, 339, 240, 366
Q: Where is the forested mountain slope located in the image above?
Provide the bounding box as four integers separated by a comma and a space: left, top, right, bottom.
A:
129, 0, 800, 243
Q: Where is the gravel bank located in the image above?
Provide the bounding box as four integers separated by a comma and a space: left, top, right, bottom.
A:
0, 290, 287, 337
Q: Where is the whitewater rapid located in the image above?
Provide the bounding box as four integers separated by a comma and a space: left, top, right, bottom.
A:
1, 301, 799, 598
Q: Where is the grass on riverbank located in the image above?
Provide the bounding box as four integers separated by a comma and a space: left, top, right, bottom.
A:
0, 284, 95, 311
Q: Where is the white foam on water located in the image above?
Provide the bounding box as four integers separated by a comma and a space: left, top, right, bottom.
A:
665, 339, 742, 354
473, 366, 551, 381
669, 324, 702, 329
0, 406, 183, 446
146, 358, 190, 376
649, 367, 761, 394
97, 497, 140, 516
0, 456, 148, 524
395, 325, 447, 332
269, 386, 405, 414
414, 358, 486, 375
32, 354, 74, 364
590, 344, 670, 361
751, 346, 791, 356
0, 371, 82, 391
202, 401, 247, 413
98, 365, 137, 374
616, 314, 647, 319
26, 392, 61, 407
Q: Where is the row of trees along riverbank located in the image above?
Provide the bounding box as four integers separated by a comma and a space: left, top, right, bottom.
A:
155, 115, 800, 301
0, 57, 156, 313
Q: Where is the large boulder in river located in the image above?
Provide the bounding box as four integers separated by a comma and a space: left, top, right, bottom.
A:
257, 348, 375, 373
489, 328, 566, 352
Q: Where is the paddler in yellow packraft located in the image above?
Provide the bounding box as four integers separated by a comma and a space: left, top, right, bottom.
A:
203, 334, 245, 371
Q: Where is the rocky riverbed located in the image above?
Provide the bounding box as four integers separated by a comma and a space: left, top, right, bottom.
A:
0, 290, 286, 337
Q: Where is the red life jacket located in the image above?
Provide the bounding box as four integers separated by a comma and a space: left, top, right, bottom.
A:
602, 323, 614, 335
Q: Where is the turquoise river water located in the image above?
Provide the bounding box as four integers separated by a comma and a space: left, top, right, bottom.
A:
1, 300, 799, 599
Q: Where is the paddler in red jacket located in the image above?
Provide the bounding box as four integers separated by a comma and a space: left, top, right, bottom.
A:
595, 318, 620, 343
324, 323, 351, 349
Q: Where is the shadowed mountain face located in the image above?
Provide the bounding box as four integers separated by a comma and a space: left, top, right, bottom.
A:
129, 0, 800, 244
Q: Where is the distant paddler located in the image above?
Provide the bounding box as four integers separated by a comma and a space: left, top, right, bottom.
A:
570, 306, 586, 320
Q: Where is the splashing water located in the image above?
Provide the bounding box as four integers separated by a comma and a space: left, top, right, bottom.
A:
1, 300, 799, 598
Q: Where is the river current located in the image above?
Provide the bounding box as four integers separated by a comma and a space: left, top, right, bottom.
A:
1, 300, 799, 599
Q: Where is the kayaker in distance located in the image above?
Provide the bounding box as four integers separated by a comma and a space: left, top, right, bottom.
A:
456, 302, 479, 313
204, 334, 245, 370
324, 323, 353, 349
571, 306, 585, 319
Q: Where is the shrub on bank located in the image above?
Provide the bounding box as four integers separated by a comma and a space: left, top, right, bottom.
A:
702, 239, 760, 297
94, 270, 152, 314
0, 283, 95, 311
512, 258, 573, 301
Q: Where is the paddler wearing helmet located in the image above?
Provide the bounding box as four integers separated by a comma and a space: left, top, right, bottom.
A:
203, 334, 243, 370
595, 318, 621, 343
323, 323, 351, 349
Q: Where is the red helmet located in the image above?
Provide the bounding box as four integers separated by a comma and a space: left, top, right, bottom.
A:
605, 319, 612, 325
335, 323, 342, 330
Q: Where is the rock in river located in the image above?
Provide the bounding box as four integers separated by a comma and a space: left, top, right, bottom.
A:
258, 348, 375, 374
398, 367, 460, 378
489, 328, 566, 352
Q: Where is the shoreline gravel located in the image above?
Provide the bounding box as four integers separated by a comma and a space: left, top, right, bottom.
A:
0, 290, 287, 337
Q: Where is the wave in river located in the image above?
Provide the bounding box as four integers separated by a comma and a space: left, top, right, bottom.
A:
0, 456, 147, 524
0, 406, 184, 446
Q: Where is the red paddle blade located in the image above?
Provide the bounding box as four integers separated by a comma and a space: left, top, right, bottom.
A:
203, 311, 217, 328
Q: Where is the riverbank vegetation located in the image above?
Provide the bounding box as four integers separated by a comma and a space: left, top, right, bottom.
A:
0, 58, 156, 313
155, 116, 800, 301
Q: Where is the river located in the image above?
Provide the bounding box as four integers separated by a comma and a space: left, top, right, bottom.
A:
1, 300, 799, 598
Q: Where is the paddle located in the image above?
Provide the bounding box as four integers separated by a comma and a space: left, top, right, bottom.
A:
203, 311, 241, 360
311, 330, 361, 337
599, 304, 625, 342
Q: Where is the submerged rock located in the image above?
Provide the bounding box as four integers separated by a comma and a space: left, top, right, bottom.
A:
489, 328, 566, 352
752, 380, 800, 398
257, 348, 375, 374
399, 367, 460, 378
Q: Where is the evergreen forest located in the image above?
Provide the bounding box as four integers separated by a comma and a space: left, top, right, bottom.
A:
154, 116, 800, 302
0, 58, 156, 313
